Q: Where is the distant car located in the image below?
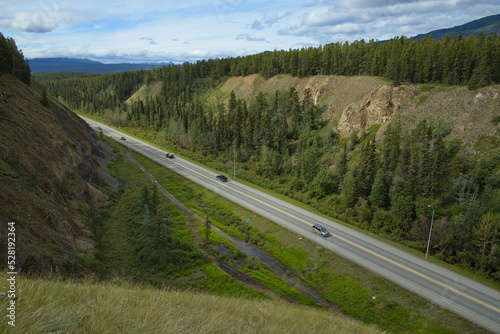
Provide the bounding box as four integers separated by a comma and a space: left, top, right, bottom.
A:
97, 126, 102, 130
312, 224, 330, 237
120, 137, 126, 140
165, 153, 175, 158
216, 174, 228, 182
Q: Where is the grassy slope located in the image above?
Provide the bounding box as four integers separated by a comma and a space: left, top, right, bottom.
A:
1, 277, 384, 334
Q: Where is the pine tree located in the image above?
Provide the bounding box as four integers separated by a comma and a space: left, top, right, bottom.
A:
287, 88, 301, 139
358, 139, 377, 198
337, 143, 349, 180
340, 167, 359, 207
473, 213, 499, 258
370, 168, 388, 208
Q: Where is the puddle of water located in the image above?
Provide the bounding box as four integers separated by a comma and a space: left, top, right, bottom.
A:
214, 244, 230, 256
234, 241, 282, 271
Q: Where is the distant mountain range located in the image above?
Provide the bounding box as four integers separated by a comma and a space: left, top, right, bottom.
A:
413, 14, 500, 40
29, 57, 170, 74
29, 14, 500, 74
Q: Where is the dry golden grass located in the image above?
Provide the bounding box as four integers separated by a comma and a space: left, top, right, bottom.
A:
1, 276, 385, 334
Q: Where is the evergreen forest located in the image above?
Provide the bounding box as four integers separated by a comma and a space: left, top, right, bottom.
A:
37, 33, 500, 282
0, 33, 31, 85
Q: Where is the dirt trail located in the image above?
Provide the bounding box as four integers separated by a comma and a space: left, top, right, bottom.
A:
125, 149, 341, 312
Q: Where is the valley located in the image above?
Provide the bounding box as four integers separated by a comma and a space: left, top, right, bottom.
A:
1, 28, 499, 333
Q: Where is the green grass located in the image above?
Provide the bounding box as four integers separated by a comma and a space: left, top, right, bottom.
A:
247, 267, 319, 307
417, 94, 428, 106
200, 263, 267, 298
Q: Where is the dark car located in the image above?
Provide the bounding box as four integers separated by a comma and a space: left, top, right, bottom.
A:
312, 224, 330, 237
165, 153, 175, 158
216, 174, 228, 182
120, 137, 126, 140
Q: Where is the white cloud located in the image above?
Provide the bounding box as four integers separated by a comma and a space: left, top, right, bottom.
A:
1, 0, 497, 63
249, 11, 293, 30
0, 11, 61, 33
279, 0, 499, 43
236, 33, 269, 42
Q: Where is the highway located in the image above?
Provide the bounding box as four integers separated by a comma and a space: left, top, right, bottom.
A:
83, 116, 500, 333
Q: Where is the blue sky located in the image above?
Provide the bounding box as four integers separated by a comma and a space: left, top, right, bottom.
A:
0, 0, 498, 63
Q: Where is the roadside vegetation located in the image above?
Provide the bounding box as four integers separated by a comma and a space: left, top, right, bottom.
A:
129, 146, 487, 333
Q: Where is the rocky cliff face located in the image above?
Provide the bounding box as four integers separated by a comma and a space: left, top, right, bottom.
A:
337, 84, 417, 137
336, 83, 500, 152
0, 74, 115, 274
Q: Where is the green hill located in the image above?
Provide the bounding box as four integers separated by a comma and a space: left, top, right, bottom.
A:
413, 14, 500, 40
29, 57, 168, 74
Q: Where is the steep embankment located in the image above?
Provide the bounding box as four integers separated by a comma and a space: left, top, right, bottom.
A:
0, 74, 115, 274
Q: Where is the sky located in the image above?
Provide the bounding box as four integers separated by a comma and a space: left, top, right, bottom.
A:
0, 0, 498, 64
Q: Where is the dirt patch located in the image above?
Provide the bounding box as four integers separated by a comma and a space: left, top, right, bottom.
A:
217, 74, 382, 122
125, 81, 163, 104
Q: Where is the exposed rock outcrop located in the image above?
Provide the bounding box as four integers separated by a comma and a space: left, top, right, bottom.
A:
337, 84, 416, 137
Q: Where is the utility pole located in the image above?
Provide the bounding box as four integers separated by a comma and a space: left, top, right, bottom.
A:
425, 205, 435, 259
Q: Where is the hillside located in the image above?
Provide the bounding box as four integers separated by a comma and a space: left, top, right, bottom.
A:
29, 57, 168, 74
128, 74, 500, 154
413, 14, 500, 40
1, 276, 384, 333
0, 74, 116, 274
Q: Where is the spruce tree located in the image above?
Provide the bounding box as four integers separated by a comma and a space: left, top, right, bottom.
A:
370, 168, 388, 208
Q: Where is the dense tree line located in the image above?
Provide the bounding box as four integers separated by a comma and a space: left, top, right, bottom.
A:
40, 33, 500, 109
229, 33, 500, 88
0, 33, 31, 85
38, 33, 500, 281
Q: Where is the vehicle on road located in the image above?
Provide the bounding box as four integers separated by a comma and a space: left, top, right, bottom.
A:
120, 137, 126, 140
165, 153, 175, 158
312, 224, 330, 237
216, 174, 228, 182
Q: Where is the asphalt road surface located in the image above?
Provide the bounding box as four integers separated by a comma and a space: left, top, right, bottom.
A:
83, 117, 500, 333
